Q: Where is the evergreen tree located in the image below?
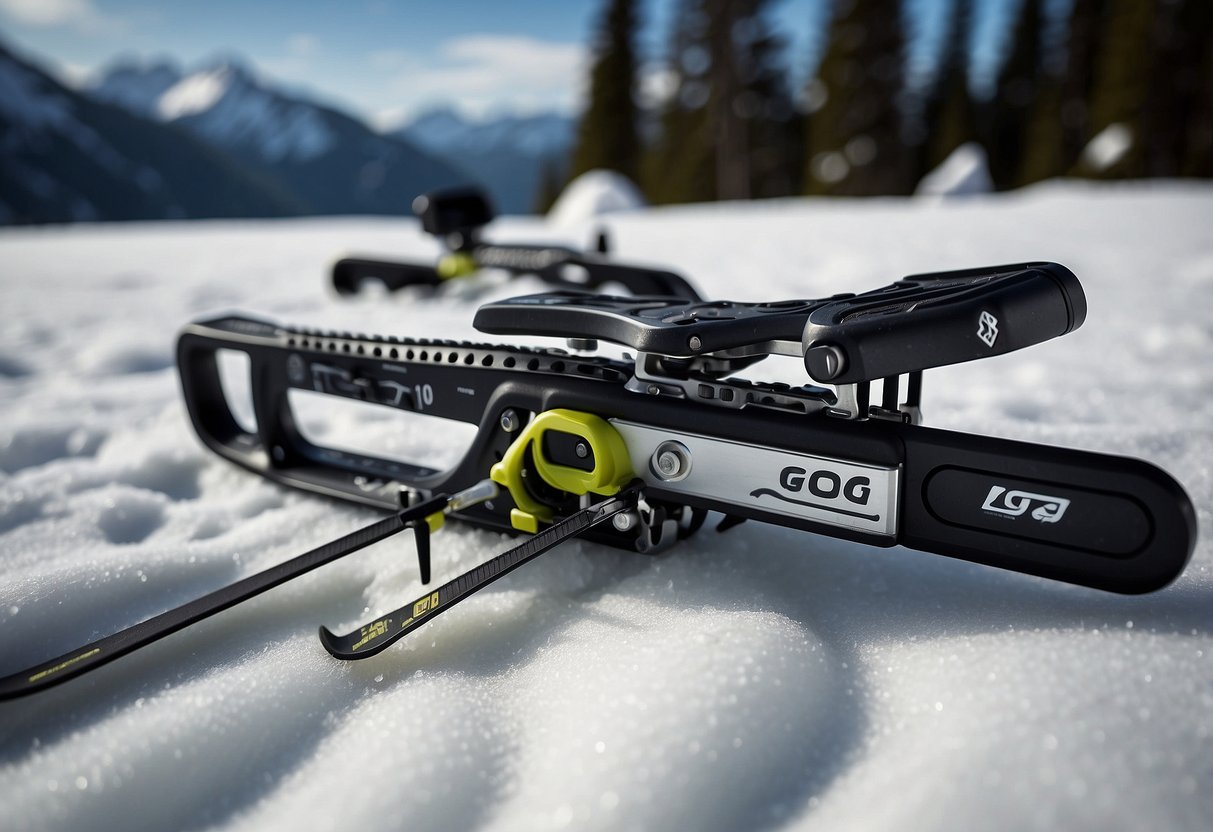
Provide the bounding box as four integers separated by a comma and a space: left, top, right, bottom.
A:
1142, 0, 1213, 177
1182, 8, 1213, 177
644, 0, 715, 203
532, 156, 565, 215
987, 0, 1045, 189
569, 0, 642, 183
922, 0, 977, 172
645, 0, 797, 203
1057, 0, 1108, 170
1078, 0, 1154, 177
803, 0, 911, 196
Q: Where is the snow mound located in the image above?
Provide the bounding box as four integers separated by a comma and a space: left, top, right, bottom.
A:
548, 169, 646, 228
915, 142, 993, 197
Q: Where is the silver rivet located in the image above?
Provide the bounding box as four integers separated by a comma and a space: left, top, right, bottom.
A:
500, 409, 520, 432
646, 384, 661, 395
650, 441, 692, 482
612, 511, 637, 531
688, 335, 703, 351
575, 442, 589, 459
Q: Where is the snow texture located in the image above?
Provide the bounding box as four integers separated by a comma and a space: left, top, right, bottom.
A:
0, 184, 1211, 832
548, 170, 647, 228
1081, 124, 1134, 172
914, 142, 994, 197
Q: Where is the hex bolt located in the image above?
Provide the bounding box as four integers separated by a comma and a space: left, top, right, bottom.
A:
500, 409, 520, 433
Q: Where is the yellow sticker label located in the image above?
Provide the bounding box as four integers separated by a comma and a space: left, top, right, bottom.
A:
28, 647, 102, 684
413, 597, 430, 617
350, 619, 391, 652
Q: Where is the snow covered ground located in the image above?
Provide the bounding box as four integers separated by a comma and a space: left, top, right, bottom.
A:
0, 182, 1210, 831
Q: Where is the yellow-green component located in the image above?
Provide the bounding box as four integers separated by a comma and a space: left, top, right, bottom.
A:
490, 409, 634, 532
425, 511, 445, 534
437, 252, 477, 279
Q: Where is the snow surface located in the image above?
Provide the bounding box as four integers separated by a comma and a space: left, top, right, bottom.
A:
914, 142, 994, 197
0, 183, 1211, 831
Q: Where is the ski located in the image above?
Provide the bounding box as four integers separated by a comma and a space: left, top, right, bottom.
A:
0, 493, 451, 701
320, 486, 640, 660
331, 186, 701, 299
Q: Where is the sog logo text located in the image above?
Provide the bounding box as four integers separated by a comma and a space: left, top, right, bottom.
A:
981, 486, 1070, 523
749, 466, 879, 521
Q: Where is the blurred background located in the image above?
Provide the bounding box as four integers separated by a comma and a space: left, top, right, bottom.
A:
0, 0, 1209, 225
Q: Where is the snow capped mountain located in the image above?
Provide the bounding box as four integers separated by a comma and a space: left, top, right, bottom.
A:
0, 42, 299, 224
87, 58, 183, 117
88, 56, 471, 216
398, 108, 574, 213
91, 58, 337, 165
401, 107, 574, 158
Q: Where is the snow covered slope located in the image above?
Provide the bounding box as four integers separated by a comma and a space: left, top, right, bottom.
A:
0, 184, 1210, 831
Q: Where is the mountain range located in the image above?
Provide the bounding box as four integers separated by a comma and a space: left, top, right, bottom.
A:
396, 108, 574, 213
0, 39, 575, 225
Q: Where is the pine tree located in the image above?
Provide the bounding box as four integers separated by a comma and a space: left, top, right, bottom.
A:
803, 0, 911, 196
532, 156, 565, 215
1057, 0, 1108, 170
1142, 0, 1213, 177
569, 0, 642, 183
1078, 0, 1153, 178
645, 0, 798, 203
1182, 8, 1213, 177
922, 0, 977, 172
644, 0, 715, 203
987, 0, 1045, 189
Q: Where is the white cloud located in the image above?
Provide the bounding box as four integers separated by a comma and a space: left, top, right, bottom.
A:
379, 34, 586, 121
287, 34, 319, 59
0, 0, 124, 33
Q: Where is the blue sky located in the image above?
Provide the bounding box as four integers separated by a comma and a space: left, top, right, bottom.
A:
0, 0, 1031, 129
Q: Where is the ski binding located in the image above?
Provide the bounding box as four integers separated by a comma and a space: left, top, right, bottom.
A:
0, 261, 1196, 700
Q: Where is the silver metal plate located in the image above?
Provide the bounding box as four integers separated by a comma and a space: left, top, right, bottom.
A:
611, 421, 899, 537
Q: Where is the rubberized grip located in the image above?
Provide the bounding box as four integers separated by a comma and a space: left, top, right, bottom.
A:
803, 262, 1086, 384
899, 424, 1195, 594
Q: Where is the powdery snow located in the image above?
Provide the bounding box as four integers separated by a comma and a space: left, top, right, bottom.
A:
0, 183, 1210, 831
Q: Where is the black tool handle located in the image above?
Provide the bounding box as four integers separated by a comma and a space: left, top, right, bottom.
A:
802, 262, 1086, 384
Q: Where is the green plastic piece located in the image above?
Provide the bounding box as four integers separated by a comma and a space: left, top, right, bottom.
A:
490, 409, 634, 532
437, 253, 477, 279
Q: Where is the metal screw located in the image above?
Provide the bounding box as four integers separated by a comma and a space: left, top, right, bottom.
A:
500, 409, 520, 432
650, 441, 692, 482
688, 335, 703, 351
575, 442, 589, 459
646, 384, 661, 395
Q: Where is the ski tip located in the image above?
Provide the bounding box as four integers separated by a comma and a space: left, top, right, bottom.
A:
317, 625, 347, 658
